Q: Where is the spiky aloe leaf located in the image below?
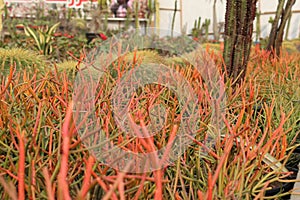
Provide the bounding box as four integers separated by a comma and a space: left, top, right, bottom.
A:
24, 22, 60, 55
24, 26, 43, 51
45, 22, 60, 44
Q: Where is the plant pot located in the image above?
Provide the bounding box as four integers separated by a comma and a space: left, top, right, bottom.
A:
86, 32, 107, 44
252, 150, 300, 198
291, 146, 300, 154
15, 25, 24, 30
264, 166, 298, 198
263, 150, 300, 198
59, 26, 65, 32
86, 32, 100, 44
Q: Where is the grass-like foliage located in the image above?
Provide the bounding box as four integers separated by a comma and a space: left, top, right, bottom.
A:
0, 44, 299, 199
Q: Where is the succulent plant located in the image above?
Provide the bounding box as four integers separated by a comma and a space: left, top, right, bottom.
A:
56, 60, 79, 80
24, 22, 60, 55
0, 0, 4, 34
267, 0, 296, 57
0, 48, 47, 76
123, 50, 165, 65
203, 19, 211, 41
223, 0, 257, 85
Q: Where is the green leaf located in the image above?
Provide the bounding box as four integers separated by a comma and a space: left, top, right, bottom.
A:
24, 25, 42, 51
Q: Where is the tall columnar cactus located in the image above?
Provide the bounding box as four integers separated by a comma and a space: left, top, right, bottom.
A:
147, 0, 155, 26
0, 0, 4, 35
284, 12, 292, 41
267, 0, 296, 57
155, 0, 160, 29
255, 10, 261, 42
203, 19, 211, 41
212, 0, 220, 41
192, 17, 201, 38
223, 0, 257, 85
134, 0, 139, 29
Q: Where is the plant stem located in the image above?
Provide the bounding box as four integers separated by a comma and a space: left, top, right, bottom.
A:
171, 0, 178, 38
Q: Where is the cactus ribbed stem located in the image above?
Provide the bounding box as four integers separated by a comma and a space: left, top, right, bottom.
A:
223, 0, 257, 85
285, 12, 292, 40
155, 0, 160, 29
135, 0, 139, 29
256, 11, 261, 42
267, 0, 285, 53
0, 0, 4, 35
212, 0, 220, 41
267, 0, 296, 57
